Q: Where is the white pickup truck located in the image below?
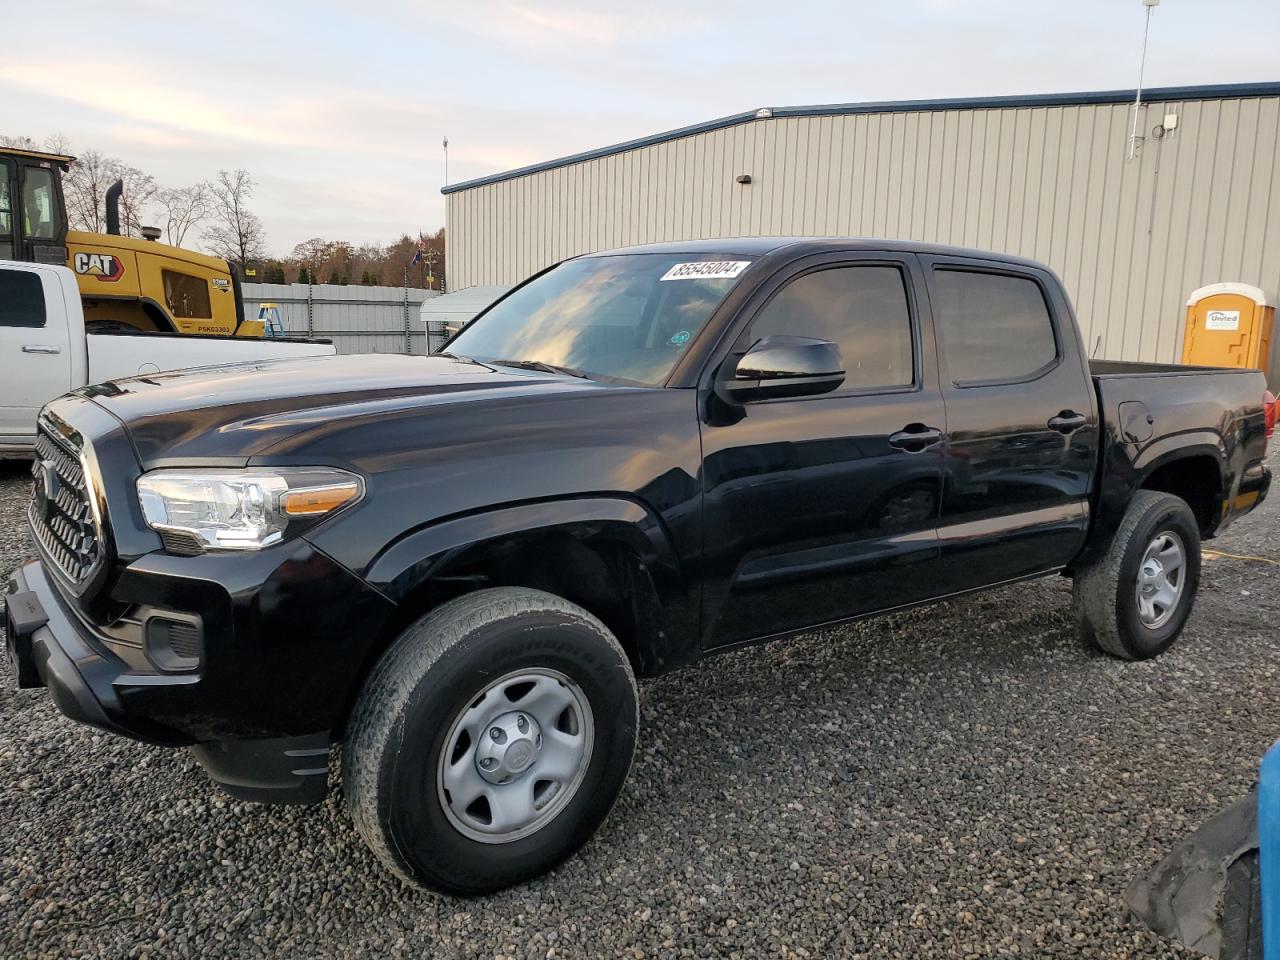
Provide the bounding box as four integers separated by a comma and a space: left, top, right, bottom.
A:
1, 260, 335, 456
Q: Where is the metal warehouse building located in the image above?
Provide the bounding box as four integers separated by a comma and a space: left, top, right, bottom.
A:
443, 82, 1280, 363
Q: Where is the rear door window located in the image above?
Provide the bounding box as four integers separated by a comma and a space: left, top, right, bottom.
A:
0, 268, 47, 327
932, 269, 1058, 384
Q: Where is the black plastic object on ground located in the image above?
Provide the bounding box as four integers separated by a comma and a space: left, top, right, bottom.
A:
1126, 790, 1261, 959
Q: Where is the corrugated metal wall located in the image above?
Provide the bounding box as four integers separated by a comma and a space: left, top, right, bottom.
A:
241, 283, 440, 355
446, 94, 1280, 363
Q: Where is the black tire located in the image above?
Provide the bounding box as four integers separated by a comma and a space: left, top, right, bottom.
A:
343, 587, 638, 894
1220, 850, 1261, 960
1073, 490, 1201, 660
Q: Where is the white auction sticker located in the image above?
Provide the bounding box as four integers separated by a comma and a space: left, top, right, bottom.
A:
1205, 309, 1241, 331
659, 261, 751, 282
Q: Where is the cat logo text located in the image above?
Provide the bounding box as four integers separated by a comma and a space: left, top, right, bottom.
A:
73, 252, 125, 283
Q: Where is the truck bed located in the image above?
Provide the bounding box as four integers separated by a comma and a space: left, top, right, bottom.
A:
1087, 357, 1270, 545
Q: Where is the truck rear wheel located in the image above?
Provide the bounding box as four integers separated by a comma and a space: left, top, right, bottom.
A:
342, 587, 638, 894
1073, 490, 1202, 660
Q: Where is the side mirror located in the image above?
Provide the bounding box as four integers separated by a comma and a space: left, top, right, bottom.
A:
719, 336, 845, 403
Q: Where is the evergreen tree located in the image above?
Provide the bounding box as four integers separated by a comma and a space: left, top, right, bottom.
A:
328, 271, 341, 285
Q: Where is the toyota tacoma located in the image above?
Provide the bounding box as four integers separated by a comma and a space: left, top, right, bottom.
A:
6, 238, 1273, 893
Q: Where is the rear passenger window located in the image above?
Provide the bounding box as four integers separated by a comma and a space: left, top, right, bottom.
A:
750, 265, 914, 391
0, 269, 46, 328
933, 269, 1057, 384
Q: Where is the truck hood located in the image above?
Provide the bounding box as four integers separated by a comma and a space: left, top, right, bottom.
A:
81, 352, 603, 465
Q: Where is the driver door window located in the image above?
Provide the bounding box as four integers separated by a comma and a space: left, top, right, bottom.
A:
748, 265, 916, 391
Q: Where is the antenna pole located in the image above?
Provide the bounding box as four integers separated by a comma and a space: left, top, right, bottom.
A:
1128, 0, 1158, 161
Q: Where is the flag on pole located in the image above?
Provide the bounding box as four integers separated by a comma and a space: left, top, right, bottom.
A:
410, 237, 426, 267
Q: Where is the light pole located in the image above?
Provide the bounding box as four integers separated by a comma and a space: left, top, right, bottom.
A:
443, 136, 449, 187
1128, 0, 1160, 161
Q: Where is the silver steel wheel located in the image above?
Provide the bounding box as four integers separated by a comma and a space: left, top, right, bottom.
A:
1135, 530, 1186, 629
436, 668, 593, 844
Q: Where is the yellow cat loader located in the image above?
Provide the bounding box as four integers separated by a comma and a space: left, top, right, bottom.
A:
1, 147, 264, 336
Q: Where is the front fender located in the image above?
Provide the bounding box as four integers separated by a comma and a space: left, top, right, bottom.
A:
360, 495, 698, 675
365, 495, 682, 604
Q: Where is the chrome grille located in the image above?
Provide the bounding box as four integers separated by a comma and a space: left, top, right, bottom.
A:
29, 426, 102, 583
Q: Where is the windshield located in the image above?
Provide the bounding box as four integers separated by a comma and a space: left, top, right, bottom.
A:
446, 253, 754, 385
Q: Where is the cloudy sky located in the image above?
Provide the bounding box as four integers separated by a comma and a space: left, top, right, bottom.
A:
4, 0, 1277, 256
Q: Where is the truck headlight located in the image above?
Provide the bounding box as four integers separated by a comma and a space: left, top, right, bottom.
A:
136, 468, 363, 552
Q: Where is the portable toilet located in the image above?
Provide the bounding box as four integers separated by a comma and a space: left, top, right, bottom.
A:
1181, 282, 1275, 378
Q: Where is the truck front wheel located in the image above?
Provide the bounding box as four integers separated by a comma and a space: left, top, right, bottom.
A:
1073, 490, 1202, 660
342, 587, 638, 893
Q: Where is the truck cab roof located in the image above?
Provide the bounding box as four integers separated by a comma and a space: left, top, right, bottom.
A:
584, 236, 1049, 269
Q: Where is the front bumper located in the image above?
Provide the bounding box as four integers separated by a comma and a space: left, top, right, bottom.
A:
6, 548, 391, 804
9, 393, 399, 803
6, 560, 179, 743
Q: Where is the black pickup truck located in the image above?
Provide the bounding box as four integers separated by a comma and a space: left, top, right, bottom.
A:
6, 238, 1274, 893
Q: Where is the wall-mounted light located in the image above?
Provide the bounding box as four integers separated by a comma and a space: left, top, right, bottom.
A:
736, 174, 753, 185
1151, 113, 1178, 141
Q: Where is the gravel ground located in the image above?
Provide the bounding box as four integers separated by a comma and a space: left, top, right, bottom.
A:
2, 456, 1278, 960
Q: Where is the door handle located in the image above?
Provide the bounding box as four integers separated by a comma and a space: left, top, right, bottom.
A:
22, 345, 61, 354
1047, 411, 1087, 434
888, 424, 943, 452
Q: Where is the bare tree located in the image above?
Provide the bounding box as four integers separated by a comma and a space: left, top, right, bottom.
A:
0, 134, 37, 149
42, 133, 73, 156
156, 183, 211, 247
63, 149, 116, 233
110, 163, 158, 237
205, 169, 265, 265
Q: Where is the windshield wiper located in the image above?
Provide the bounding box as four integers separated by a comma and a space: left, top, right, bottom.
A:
489, 359, 591, 380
